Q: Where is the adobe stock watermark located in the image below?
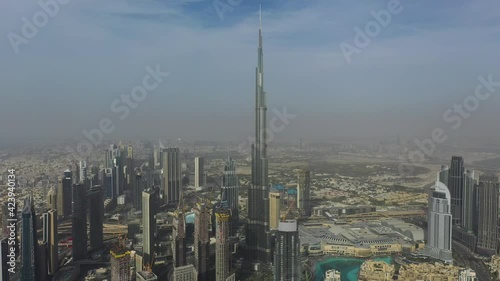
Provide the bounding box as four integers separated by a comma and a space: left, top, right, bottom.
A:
339, 0, 403, 64
181, 0, 242, 21
65, 65, 170, 161
237, 106, 296, 154
7, 0, 71, 54
398, 74, 500, 176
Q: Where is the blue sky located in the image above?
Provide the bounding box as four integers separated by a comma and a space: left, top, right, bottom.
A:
1, 0, 500, 142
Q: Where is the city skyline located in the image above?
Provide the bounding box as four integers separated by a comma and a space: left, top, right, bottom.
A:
1, 1, 500, 142
1, 1, 500, 281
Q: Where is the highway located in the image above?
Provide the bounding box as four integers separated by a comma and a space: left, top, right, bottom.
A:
453, 241, 492, 281
303, 210, 426, 222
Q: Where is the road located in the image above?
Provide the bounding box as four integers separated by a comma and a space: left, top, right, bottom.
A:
453, 241, 492, 281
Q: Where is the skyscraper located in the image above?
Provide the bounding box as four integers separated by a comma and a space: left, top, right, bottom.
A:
0, 238, 9, 281
79, 160, 87, 183
462, 170, 476, 231
21, 196, 37, 281
142, 189, 156, 269
110, 249, 131, 281
421, 180, 453, 264
438, 165, 449, 186
162, 148, 181, 204
102, 168, 114, 199
274, 220, 301, 281
222, 154, 239, 236
173, 264, 198, 281
126, 143, 134, 192
134, 172, 144, 210
194, 156, 204, 188
448, 156, 465, 226
46, 187, 56, 211
88, 185, 104, 251
476, 176, 499, 256
2, 201, 18, 257
215, 208, 232, 281
42, 209, 58, 276
194, 202, 210, 281
72, 183, 88, 261
296, 170, 311, 216
57, 170, 72, 218
247, 6, 271, 263
172, 193, 186, 268
222, 154, 239, 210
269, 190, 281, 230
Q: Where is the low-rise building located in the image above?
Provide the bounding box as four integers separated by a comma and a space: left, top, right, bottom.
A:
358, 260, 394, 281
324, 269, 341, 281
299, 220, 419, 258
398, 263, 476, 281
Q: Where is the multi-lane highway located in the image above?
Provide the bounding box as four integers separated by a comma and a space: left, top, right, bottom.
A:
453, 241, 492, 281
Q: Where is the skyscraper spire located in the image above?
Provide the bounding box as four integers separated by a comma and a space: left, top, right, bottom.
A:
246, 5, 271, 263
259, 4, 262, 31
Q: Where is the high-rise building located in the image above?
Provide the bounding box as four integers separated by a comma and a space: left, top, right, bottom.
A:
448, 156, 465, 226
42, 209, 58, 275
222, 154, 239, 210
472, 183, 479, 237
46, 187, 56, 211
173, 264, 198, 281
222, 154, 239, 236
134, 172, 144, 210
194, 157, 204, 188
142, 189, 156, 269
296, 170, 311, 216
72, 183, 88, 261
462, 170, 476, 231
88, 185, 104, 251
110, 249, 131, 281
215, 208, 232, 281
126, 144, 134, 192
1, 238, 10, 281
153, 144, 160, 168
2, 201, 18, 256
162, 148, 181, 204
79, 160, 87, 183
36, 242, 48, 281
247, 6, 271, 263
172, 193, 186, 268
194, 202, 210, 281
324, 269, 341, 281
274, 220, 300, 281
102, 168, 114, 199
438, 165, 449, 186
421, 180, 453, 264
57, 170, 72, 218
476, 176, 499, 256
107, 143, 126, 198
21, 196, 37, 281
269, 190, 281, 230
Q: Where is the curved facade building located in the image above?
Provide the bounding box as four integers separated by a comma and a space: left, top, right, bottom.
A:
274, 220, 300, 281
421, 180, 453, 263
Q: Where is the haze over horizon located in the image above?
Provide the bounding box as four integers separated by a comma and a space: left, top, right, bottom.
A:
1, 0, 500, 143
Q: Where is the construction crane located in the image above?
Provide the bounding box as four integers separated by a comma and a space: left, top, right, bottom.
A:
281, 199, 295, 221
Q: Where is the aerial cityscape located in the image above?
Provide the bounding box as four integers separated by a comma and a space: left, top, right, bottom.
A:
1, 1, 500, 281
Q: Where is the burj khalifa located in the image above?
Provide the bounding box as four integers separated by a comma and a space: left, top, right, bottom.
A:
246, 7, 271, 263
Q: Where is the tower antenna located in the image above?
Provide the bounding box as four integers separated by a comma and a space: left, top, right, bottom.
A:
259, 4, 262, 30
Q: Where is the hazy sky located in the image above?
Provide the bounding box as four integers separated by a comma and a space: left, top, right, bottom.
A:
1, 0, 500, 143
